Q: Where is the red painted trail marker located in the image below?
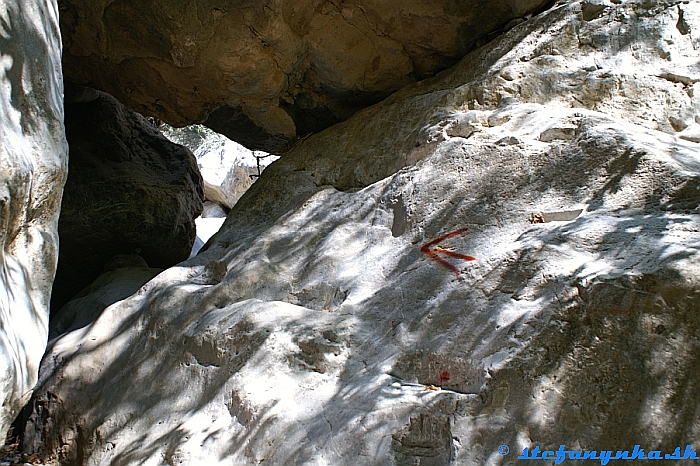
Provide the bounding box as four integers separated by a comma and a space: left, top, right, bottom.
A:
438, 370, 451, 384
421, 228, 476, 279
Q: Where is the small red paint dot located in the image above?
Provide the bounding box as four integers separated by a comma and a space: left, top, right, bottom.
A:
439, 371, 450, 383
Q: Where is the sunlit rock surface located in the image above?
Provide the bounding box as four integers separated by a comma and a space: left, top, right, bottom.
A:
0, 0, 67, 440
58, 0, 553, 151
23, 1, 700, 464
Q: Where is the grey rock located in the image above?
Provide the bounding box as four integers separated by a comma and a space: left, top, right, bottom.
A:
679, 124, 700, 143
49, 265, 163, 341
21, 1, 700, 464
538, 125, 577, 142
201, 201, 228, 219
102, 254, 150, 272
0, 0, 67, 440
63, 82, 100, 104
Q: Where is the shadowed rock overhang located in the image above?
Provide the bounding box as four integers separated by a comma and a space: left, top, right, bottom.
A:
58, 0, 554, 151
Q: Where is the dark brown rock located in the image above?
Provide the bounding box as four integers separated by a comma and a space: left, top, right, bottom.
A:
50, 89, 203, 312
58, 0, 553, 151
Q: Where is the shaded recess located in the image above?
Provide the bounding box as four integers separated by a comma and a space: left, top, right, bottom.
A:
50, 88, 203, 313
203, 105, 288, 154
57, 0, 554, 150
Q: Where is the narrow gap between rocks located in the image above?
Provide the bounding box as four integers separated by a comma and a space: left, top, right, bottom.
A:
158, 123, 278, 258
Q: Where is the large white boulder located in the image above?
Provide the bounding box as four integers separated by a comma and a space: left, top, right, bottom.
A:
21, 1, 700, 464
0, 0, 67, 440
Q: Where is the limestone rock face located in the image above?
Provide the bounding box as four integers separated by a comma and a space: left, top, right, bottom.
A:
59, 0, 553, 151
49, 256, 162, 341
50, 90, 203, 311
0, 0, 67, 440
23, 1, 700, 464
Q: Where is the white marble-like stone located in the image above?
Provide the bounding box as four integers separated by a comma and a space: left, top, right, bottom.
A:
21, 1, 700, 464
0, 0, 67, 440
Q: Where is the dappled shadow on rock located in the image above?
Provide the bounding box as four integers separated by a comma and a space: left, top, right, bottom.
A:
20, 1, 700, 463
22, 104, 700, 463
0, 0, 67, 440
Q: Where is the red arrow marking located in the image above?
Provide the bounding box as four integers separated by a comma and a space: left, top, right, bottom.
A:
421, 228, 476, 279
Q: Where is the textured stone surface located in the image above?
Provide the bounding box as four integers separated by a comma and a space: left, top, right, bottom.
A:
50, 90, 203, 312
59, 0, 553, 150
22, 1, 700, 464
49, 256, 162, 341
0, 0, 67, 441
